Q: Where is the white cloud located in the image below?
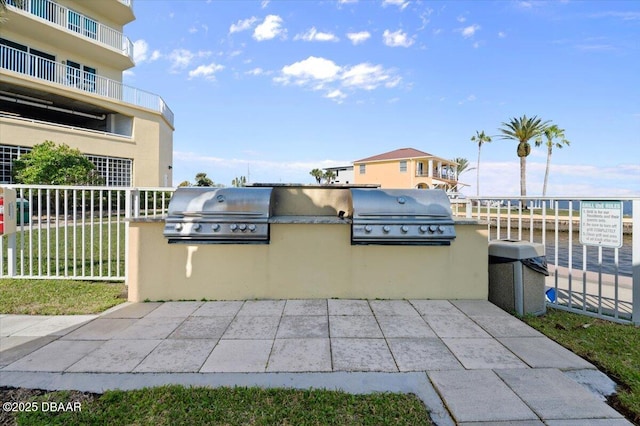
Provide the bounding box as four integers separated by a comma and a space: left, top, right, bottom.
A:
168, 49, 212, 72
295, 27, 339, 42
274, 56, 401, 101
498, 31, 506, 38
461, 24, 480, 38
325, 89, 347, 102
347, 31, 371, 45
229, 17, 258, 34
457, 16, 466, 23
276, 56, 341, 87
174, 151, 350, 184
341, 63, 400, 90
188, 63, 224, 80
253, 15, 285, 41
168, 49, 195, 70
245, 67, 267, 76
382, 0, 409, 10
382, 29, 415, 47
261, 0, 270, 8
339, 0, 358, 3
133, 40, 149, 63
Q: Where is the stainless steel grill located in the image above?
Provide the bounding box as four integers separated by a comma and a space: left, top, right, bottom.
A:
163, 187, 273, 244
350, 188, 456, 245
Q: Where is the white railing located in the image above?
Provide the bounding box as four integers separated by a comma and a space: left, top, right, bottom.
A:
452, 196, 638, 325
7, 0, 134, 61
0, 45, 174, 126
7, 0, 133, 60
1, 185, 174, 281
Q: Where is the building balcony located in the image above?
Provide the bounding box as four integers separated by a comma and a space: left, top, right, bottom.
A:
415, 171, 457, 181
1, 44, 174, 126
6, 0, 134, 68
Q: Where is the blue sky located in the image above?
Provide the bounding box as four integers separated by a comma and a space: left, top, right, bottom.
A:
124, 0, 639, 197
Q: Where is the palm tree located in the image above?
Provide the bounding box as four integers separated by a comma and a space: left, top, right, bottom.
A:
323, 169, 336, 184
498, 115, 549, 197
452, 157, 471, 176
470, 131, 491, 196
232, 176, 247, 187
309, 168, 323, 184
535, 124, 570, 197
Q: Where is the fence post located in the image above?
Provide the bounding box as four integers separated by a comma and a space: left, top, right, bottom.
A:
632, 199, 639, 325
124, 188, 136, 286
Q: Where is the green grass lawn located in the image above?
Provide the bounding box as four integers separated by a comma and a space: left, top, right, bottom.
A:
4, 386, 432, 426
0, 278, 126, 315
523, 308, 640, 424
3, 222, 126, 278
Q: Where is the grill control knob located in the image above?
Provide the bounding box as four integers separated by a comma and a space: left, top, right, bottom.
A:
401, 225, 409, 233
239, 224, 247, 231
419, 225, 428, 233
211, 224, 220, 232
429, 225, 437, 233
175, 223, 183, 231
193, 223, 201, 231
230, 224, 238, 231
437, 226, 446, 234
364, 225, 372, 233
382, 225, 391, 233
248, 224, 257, 232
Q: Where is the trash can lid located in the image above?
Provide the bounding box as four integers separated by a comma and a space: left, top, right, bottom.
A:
488, 239, 545, 259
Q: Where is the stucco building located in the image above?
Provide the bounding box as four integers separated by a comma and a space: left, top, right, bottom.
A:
0, 0, 174, 186
353, 148, 461, 191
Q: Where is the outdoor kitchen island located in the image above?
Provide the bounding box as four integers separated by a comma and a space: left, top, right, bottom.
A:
127, 185, 488, 302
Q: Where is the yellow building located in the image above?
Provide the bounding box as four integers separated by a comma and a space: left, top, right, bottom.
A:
353, 148, 461, 190
0, 0, 174, 186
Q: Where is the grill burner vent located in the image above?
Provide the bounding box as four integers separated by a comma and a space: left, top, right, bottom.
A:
350, 188, 456, 245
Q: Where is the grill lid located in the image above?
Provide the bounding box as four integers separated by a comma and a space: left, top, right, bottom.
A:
350, 188, 456, 245
164, 187, 273, 243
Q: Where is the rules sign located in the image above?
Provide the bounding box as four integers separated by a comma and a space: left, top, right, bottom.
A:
579, 201, 623, 248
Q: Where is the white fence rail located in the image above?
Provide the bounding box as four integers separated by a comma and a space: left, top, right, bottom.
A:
454, 196, 638, 325
1, 186, 637, 324
1, 185, 174, 281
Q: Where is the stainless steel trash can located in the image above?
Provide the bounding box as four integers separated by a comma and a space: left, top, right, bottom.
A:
488, 240, 548, 316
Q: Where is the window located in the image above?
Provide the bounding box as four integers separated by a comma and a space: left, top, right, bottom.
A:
66, 61, 96, 92
1, 145, 133, 186
399, 160, 407, 173
359, 164, 366, 174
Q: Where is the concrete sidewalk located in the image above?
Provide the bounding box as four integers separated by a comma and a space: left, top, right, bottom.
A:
0, 300, 632, 425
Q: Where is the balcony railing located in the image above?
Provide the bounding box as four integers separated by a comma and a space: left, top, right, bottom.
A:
1, 45, 174, 126
416, 171, 457, 180
7, 0, 134, 62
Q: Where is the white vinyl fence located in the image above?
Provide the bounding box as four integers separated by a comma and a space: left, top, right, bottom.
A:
0, 185, 174, 281
453, 196, 638, 325
1, 186, 637, 325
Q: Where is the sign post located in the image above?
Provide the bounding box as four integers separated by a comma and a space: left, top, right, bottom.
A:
579, 201, 623, 248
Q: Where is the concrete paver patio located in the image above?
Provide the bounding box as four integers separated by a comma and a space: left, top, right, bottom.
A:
0, 300, 632, 425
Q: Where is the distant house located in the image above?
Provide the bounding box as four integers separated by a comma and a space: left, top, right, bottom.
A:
353, 148, 462, 191
322, 165, 354, 184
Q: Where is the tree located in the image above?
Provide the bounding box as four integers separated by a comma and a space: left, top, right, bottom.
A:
452, 157, 472, 176
498, 115, 549, 197
194, 172, 214, 187
310, 168, 323, 184
535, 124, 570, 197
178, 180, 191, 187
470, 131, 491, 196
232, 176, 247, 187
323, 169, 336, 184
13, 141, 104, 185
